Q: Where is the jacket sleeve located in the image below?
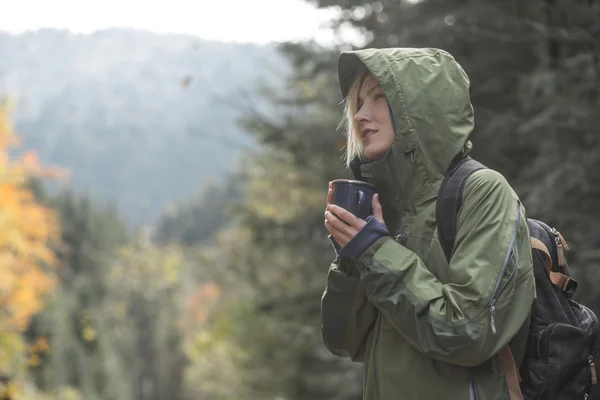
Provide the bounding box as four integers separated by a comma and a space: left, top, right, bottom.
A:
321, 255, 378, 362
352, 169, 535, 367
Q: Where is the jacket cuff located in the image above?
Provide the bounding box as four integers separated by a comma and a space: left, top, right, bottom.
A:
355, 236, 394, 271
340, 216, 389, 261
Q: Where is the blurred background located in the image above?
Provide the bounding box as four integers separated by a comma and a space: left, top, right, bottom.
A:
0, 0, 599, 399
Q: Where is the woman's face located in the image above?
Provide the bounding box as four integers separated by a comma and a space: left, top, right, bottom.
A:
354, 74, 395, 161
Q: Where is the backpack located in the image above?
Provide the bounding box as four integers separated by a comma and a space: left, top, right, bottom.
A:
436, 156, 599, 400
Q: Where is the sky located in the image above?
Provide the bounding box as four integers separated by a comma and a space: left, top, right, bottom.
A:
1, 0, 345, 44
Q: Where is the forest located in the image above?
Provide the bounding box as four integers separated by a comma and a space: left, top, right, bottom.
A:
0, 28, 283, 225
0, 0, 599, 399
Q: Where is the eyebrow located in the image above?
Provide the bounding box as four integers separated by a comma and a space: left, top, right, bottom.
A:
366, 84, 382, 95
359, 84, 383, 100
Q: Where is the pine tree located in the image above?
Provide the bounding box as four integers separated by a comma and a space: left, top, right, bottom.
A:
26, 187, 130, 399
190, 0, 600, 398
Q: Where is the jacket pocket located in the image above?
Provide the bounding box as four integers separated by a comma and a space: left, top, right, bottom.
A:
521, 323, 591, 400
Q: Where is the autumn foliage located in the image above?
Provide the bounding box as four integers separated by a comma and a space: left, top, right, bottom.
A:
0, 102, 59, 376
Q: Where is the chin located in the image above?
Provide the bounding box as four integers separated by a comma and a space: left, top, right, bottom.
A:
364, 147, 387, 161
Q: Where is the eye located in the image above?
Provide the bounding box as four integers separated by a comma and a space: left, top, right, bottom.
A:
374, 92, 386, 101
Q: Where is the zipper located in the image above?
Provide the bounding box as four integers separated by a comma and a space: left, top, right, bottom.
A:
589, 354, 597, 385
468, 370, 479, 400
585, 353, 598, 400
488, 202, 521, 335
551, 227, 568, 266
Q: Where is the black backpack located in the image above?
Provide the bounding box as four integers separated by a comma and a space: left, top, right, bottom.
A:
437, 156, 599, 400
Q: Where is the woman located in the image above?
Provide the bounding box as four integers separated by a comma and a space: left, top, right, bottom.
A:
322, 47, 535, 399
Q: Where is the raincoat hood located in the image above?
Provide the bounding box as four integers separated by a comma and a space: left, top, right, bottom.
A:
338, 48, 475, 215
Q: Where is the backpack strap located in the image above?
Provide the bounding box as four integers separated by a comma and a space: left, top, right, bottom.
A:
499, 346, 524, 400
531, 237, 578, 295
437, 157, 524, 400
436, 156, 487, 260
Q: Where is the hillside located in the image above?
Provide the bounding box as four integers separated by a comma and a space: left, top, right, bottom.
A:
0, 28, 286, 225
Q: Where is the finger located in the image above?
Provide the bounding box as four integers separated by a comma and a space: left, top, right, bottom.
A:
325, 220, 352, 245
324, 219, 343, 238
326, 187, 332, 205
324, 209, 346, 229
325, 210, 358, 236
327, 204, 361, 227
324, 211, 343, 231
325, 211, 364, 246
324, 217, 334, 235
372, 193, 385, 224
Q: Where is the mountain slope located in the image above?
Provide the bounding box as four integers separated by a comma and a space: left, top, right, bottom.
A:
0, 28, 286, 225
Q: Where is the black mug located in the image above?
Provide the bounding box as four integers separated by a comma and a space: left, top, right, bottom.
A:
331, 179, 376, 220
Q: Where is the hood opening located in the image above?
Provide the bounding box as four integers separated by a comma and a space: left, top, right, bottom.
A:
337, 47, 475, 209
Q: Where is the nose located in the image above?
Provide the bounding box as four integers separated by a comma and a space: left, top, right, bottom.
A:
354, 104, 372, 124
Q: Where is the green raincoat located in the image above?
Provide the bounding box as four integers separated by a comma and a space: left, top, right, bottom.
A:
321, 48, 535, 399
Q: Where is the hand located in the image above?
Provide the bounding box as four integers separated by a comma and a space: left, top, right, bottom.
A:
324, 182, 385, 248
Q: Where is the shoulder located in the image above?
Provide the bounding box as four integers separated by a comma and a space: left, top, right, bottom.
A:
465, 168, 510, 189
456, 168, 521, 228
462, 168, 516, 201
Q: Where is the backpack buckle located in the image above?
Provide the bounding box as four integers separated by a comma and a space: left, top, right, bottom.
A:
562, 277, 578, 296
549, 272, 578, 296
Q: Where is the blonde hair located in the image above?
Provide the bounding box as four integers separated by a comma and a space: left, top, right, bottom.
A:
340, 69, 370, 168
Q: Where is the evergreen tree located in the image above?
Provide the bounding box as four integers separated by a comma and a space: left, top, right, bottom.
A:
192, 0, 600, 398
26, 187, 130, 400
155, 177, 241, 247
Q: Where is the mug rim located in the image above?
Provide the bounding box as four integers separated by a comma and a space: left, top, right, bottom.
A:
331, 179, 375, 188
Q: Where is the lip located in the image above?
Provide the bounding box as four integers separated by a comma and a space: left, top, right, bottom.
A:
361, 129, 377, 140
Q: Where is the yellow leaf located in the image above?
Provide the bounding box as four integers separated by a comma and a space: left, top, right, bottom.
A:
27, 354, 41, 367
82, 326, 96, 342
0, 103, 60, 381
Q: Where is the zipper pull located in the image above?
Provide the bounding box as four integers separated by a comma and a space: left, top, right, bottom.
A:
404, 148, 416, 164
551, 228, 568, 267
394, 233, 408, 246
557, 231, 569, 251
489, 299, 497, 335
